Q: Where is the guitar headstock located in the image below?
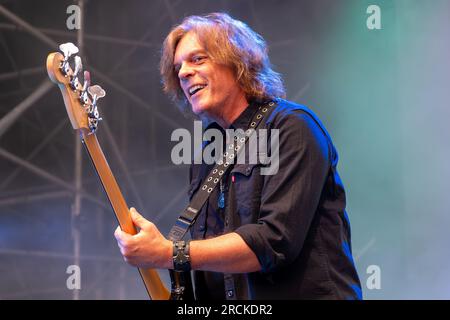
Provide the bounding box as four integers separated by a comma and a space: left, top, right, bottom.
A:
46, 42, 104, 134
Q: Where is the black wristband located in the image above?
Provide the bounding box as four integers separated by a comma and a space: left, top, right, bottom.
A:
172, 240, 191, 272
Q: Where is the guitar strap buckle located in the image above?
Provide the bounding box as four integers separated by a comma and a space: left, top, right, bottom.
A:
168, 217, 192, 241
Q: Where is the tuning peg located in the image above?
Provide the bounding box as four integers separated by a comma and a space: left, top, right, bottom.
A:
68, 56, 83, 90
87, 84, 106, 106
59, 42, 79, 60
79, 71, 91, 105
87, 103, 103, 133
88, 115, 102, 133
73, 56, 83, 76
82, 71, 91, 92
88, 85, 106, 99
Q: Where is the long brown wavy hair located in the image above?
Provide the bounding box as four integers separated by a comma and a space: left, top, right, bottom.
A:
160, 12, 286, 111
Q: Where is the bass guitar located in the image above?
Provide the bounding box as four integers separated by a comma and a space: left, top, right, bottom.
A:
46, 42, 170, 300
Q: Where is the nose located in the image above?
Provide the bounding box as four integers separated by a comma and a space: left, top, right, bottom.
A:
178, 62, 195, 81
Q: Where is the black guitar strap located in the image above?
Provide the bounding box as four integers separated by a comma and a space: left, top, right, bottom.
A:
168, 101, 275, 241
167, 101, 275, 300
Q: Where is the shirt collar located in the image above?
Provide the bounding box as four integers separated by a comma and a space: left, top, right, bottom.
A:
205, 101, 260, 132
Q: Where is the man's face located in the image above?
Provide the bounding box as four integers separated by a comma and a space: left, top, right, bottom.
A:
173, 32, 245, 120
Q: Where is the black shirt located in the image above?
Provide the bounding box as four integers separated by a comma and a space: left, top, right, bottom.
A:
188, 99, 362, 300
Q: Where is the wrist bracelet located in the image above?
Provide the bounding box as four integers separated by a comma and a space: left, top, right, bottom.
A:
172, 240, 191, 272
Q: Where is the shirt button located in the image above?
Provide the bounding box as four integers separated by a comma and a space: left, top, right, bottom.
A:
226, 290, 234, 298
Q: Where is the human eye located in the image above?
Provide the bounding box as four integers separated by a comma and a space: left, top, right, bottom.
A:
192, 55, 206, 64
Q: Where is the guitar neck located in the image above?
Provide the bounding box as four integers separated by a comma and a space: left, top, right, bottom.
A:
81, 130, 170, 300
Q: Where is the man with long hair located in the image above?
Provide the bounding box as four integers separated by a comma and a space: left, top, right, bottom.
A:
115, 13, 362, 300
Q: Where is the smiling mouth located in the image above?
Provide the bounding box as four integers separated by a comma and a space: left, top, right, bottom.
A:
188, 84, 207, 97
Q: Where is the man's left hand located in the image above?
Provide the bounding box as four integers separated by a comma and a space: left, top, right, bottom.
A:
114, 207, 172, 269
